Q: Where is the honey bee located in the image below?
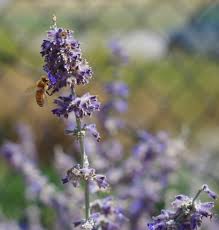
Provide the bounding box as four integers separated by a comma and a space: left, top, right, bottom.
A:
26, 76, 54, 107
35, 76, 53, 107
35, 76, 49, 107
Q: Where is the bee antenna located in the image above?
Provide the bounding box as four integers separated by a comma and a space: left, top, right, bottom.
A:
41, 76, 47, 81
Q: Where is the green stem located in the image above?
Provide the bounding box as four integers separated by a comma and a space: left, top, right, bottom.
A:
70, 86, 90, 220
76, 116, 90, 220
84, 180, 90, 219
76, 118, 86, 167
192, 188, 203, 206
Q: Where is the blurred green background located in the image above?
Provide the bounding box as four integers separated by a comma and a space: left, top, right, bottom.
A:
0, 0, 219, 142
0, 0, 219, 225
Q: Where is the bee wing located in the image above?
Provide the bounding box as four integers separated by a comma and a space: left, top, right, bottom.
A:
44, 93, 49, 106
25, 85, 36, 95
39, 91, 49, 107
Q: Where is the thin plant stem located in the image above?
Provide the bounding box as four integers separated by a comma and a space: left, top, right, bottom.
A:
76, 117, 90, 220
175, 188, 203, 224
192, 188, 203, 206
71, 86, 90, 220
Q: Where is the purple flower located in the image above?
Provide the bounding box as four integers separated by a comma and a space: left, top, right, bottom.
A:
75, 60, 93, 85
103, 99, 128, 116
52, 94, 74, 118
62, 164, 95, 187
132, 132, 165, 162
61, 177, 69, 184
74, 213, 100, 229
65, 123, 100, 142
99, 139, 124, 161
196, 202, 214, 217
105, 81, 129, 98
104, 130, 181, 229
54, 146, 75, 174
0, 139, 75, 229
171, 194, 191, 209
62, 165, 109, 190
16, 123, 37, 161
147, 185, 217, 230
103, 118, 125, 135
94, 174, 109, 189
73, 216, 96, 229
90, 197, 128, 230
112, 99, 128, 113
41, 26, 92, 92
84, 124, 101, 142
102, 81, 129, 114
202, 184, 217, 200
99, 80, 129, 135
108, 39, 128, 65
52, 93, 100, 118
136, 130, 154, 142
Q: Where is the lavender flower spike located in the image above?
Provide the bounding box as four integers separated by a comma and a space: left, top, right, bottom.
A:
147, 184, 217, 230
105, 81, 129, 98
52, 93, 100, 119
41, 16, 111, 226
41, 20, 92, 92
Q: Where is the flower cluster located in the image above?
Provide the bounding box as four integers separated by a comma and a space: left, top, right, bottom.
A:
74, 216, 96, 230
80, 128, 183, 230
202, 184, 217, 200
104, 131, 184, 230
53, 93, 100, 119
148, 185, 217, 230
103, 82, 129, 114
108, 39, 128, 65
41, 23, 92, 92
62, 164, 109, 190
74, 197, 127, 230
91, 197, 128, 229
0, 138, 77, 229
105, 81, 129, 98
99, 41, 129, 135
1, 13, 219, 230
40, 17, 116, 229
65, 123, 101, 142
20, 205, 45, 230
84, 124, 101, 142
16, 122, 37, 161
0, 215, 21, 230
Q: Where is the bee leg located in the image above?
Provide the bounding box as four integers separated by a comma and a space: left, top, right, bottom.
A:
46, 90, 54, 96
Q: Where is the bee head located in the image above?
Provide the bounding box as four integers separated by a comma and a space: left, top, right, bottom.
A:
41, 76, 49, 83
